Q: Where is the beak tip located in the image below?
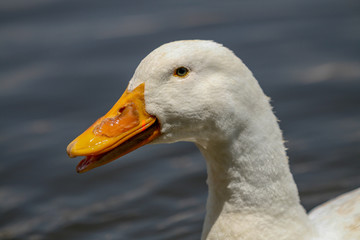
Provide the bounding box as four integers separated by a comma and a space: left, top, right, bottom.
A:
66, 141, 77, 158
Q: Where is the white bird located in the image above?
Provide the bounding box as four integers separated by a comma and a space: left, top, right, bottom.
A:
67, 40, 360, 240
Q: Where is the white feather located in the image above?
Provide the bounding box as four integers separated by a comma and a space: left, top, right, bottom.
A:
127, 40, 360, 240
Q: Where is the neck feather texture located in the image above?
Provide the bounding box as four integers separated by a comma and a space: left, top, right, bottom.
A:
196, 103, 315, 240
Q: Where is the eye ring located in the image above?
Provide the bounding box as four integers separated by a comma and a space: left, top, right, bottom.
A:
173, 67, 189, 77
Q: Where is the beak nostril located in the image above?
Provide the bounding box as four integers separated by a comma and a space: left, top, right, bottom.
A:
118, 106, 126, 114
94, 103, 140, 138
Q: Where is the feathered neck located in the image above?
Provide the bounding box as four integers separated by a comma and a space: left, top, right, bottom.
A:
196, 99, 315, 240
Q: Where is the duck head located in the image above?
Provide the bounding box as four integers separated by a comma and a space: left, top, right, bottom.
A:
67, 40, 266, 173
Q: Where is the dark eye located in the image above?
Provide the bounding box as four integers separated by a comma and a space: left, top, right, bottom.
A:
174, 67, 189, 77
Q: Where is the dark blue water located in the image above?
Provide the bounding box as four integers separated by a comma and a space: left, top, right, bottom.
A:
1, 0, 359, 239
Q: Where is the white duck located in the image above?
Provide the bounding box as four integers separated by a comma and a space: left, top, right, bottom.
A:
67, 40, 360, 240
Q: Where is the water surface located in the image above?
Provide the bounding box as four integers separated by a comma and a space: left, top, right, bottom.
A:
0, 0, 360, 239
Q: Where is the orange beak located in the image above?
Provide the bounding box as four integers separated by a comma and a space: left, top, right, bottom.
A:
66, 83, 160, 173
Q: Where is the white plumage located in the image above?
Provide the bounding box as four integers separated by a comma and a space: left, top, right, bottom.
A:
127, 40, 360, 240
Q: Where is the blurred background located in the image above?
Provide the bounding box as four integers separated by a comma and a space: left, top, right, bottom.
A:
0, 0, 359, 239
